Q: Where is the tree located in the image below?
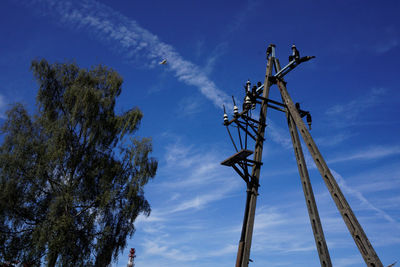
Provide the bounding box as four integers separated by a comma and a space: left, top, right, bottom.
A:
0, 59, 157, 266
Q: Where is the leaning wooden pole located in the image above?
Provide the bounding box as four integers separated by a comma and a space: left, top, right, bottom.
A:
276, 77, 383, 267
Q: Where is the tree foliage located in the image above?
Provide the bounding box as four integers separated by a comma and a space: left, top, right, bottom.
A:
0, 59, 157, 266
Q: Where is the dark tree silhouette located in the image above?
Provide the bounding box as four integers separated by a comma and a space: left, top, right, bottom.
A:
0, 59, 157, 266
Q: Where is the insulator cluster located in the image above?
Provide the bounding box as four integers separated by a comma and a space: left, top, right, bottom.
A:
223, 80, 262, 125
223, 44, 315, 129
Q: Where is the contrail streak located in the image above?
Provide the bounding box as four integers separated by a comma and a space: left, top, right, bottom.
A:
23, 0, 230, 108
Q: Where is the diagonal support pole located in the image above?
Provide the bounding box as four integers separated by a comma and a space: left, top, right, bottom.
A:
287, 113, 333, 267
276, 76, 383, 267
275, 58, 332, 267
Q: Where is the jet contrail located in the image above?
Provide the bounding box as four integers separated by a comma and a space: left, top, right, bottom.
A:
22, 0, 230, 108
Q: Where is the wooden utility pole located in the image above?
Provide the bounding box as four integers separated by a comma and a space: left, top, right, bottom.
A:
221, 44, 384, 267
238, 48, 274, 267
276, 75, 383, 267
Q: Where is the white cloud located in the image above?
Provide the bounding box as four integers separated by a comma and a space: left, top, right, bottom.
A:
325, 88, 386, 124
154, 142, 241, 214
375, 39, 399, 54
142, 239, 198, 261
329, 145, 400, 163
330, 169, 399, 227
333, 255, 365, 267
164, 142, 195, 168
170, 183, 237, 213
250, 205, 316, 253
315, 132, 353, 147
129, 139, 243, 263
161, 141, 240, 189
266, 119, 292, 149
343, 163, 400, 194
200, 0, 261, 76
207, 244, 237, 257
135, 211, 166, 225
355, 180, 400, 193
176, 96, 203, 117
25, 0, 231, 108
132, 138, 400, 267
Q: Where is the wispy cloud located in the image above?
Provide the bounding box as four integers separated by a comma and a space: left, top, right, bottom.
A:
350, 164, 400, 194
207, 244, 237, 257
170, 184, 236, 213
330, 169, 399, 227
200, 0, 262, 76
373, 26, 399, 54
23, 0, 230, 108
250, 205, 316, 253
328, 145, 400, 164
176, 96, 203, 117
315, 132, 353, 147
128, 139, 243, 265
132, 139, 399, 267
375, 39, 399, 54
266, 119, 292, 149
140, 141, 240, 217
142, 239, 198, 261
333, 255, 366, 267
161, 141, 239, 189
325, 88, 386, 126
163, 142, 195, 168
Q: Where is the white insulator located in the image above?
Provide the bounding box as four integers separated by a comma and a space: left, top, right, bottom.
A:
233, 105, 238, 116
246, 80, 251, 92
245, 96, 251, 105
224, 113, 229, 124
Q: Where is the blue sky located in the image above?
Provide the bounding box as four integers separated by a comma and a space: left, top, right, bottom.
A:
1, 0, 399, 266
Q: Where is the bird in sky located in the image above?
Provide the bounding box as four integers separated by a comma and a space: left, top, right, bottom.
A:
159, 59, 167, 65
